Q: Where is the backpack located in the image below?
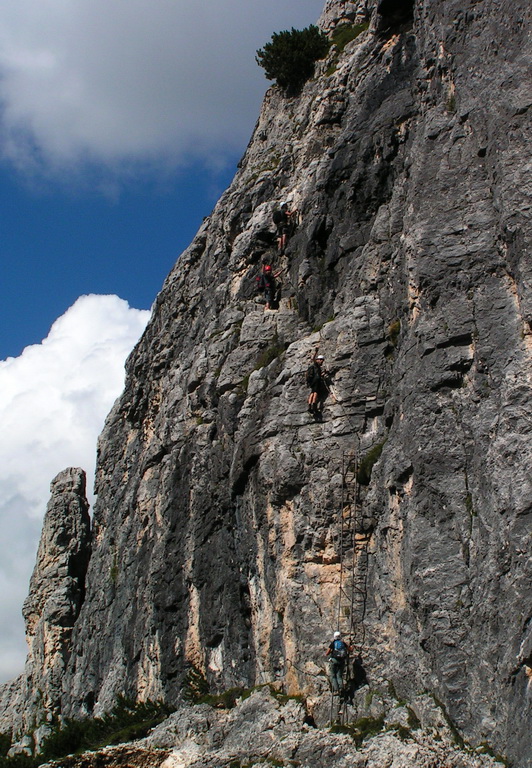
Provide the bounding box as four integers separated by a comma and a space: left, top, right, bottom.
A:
273, 208, 287, 226
331, 639, 347, 660
306, 364, 316, 387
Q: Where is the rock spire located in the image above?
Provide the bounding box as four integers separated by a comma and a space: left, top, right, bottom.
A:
0, 468, 91, 752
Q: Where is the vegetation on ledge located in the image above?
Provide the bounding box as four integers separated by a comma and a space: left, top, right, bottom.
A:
0, 697, 173, 768
256, 26, 330, 95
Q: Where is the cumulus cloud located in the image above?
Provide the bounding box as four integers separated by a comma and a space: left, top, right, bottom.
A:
0, 0, 324, 175
0, 294, 150, 682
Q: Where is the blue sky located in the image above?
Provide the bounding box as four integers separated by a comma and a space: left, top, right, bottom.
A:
0, 0, 325, 360
0, 0, 326, 682
0, 161, 235, 359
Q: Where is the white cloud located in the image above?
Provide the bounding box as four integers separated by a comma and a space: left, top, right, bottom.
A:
0, 0, 325, 175
0, 295, 150, 682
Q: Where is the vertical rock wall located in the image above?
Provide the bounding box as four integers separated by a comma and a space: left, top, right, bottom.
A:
62, 0, 531, 762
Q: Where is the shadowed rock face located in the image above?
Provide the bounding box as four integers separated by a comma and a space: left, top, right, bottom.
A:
3, 0, 531, 765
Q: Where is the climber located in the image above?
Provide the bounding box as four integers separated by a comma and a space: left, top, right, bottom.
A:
257, 264, 282, 310
306, 350, 329, 418
326, 631, 351, 695
273, 201, 296, 253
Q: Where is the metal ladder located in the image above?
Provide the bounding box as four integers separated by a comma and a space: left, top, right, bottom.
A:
331, 450, 371, 724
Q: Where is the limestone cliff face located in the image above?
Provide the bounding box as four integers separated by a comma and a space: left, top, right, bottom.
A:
0, 469, 90, 749
4, 0, 532, 765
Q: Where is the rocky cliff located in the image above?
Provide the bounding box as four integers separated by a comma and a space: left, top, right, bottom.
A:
38, 687, 508, 768
0, 469, 91, 752
2, 0, 531, 765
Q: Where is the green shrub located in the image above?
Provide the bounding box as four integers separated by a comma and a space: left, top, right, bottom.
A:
465, 492, 474, 516
357, 441, 386, 486
182, 669, 255, 710
182, 666, 210, 703
446, 92, 457, 113
256, 26, 330, 95
256, 348, 277, 370
39, 696, 173, 760
0, 697, 173, 767
0, 753, 36, 768
326, 21, 369, 75
255, 341, 284, 370
330, 714, 385, 746
0, 735, 11, 759
331, 21, 370, 52
388, 319, 401, 347
197, 688, 251, 709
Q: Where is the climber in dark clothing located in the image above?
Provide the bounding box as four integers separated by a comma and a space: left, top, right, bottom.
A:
257, 264, 281, 310
306, 350, 329, 416
273, 201, 295, 253
326, 631, 351, 694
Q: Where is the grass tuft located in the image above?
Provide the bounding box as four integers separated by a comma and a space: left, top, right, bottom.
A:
388, 320, 401, 347
331, 22, 370, 53
255, 336, 285, 370
330, 714, 385, 746
357, 441, 386, 485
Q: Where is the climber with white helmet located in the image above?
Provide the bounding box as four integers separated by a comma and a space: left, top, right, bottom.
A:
326, 630, 351, 695
273, 200, 296, 253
